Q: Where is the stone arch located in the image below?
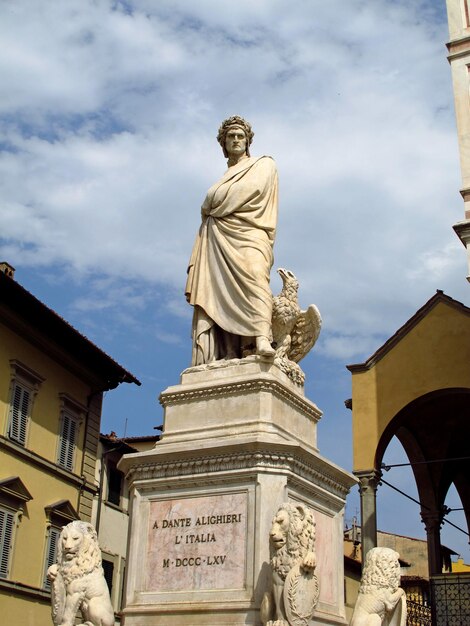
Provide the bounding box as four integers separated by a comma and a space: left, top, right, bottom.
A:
347, 292, 470, 571
373, 388, 470, 573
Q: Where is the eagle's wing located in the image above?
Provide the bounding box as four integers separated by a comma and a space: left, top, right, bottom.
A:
288, 304, 322, 363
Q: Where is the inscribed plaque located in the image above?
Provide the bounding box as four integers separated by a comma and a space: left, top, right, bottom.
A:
145, 492, 247, 592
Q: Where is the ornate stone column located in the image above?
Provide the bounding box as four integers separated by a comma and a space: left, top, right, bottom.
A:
421, 509, 443, 576
354, 469, 382, 565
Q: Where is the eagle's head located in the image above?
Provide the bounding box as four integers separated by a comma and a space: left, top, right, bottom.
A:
277, 268, 299, 291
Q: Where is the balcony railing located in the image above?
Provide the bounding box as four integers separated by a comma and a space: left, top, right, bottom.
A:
407, 598, 431, 626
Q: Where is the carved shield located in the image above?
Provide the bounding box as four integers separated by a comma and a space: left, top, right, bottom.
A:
283, 564, 320, 626
51, 574, 66, 625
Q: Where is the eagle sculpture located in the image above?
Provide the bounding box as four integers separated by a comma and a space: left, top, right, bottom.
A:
271, 268, 322, 384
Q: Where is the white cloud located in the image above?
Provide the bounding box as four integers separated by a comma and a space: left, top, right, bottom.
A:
317, 332, 385, 363
4, 1, 468, 552
0, 1, 467, 357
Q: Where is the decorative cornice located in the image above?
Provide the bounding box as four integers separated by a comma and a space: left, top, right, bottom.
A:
58, 392, 88, 418
9, 359, 45, 387
453, 219, 470, 244
447, 35, 470, 60
125, 449, 353, 499
0, 476, 33, 503
287, 474, 347, 512
160, 378, 321, 421
45, 499, 79, 524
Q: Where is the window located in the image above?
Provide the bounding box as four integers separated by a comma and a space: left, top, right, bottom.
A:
43, 499, 79, 589
8, 383, 31, 445
101, 552, 122, 610
0, 477, 32, 580
43, 526, 60, 590
58, 412, 79, 471
107, 464, 123, 506
6, 360, 44, 447
0, 506, 15, 579
56, 394, 85, 473
102, 558, 114, 595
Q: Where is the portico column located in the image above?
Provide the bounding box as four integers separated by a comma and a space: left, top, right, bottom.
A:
355, 469, 382, 566
421, 509, 443, 576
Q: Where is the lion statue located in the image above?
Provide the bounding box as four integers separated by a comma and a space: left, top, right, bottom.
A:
47, 520, 115, 626
350, 547, 406, 626
261, 503, 319, 626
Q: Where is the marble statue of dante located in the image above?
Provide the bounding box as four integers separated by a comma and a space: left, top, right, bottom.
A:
185, 116, 279, 365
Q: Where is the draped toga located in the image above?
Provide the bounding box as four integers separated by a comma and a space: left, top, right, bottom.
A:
185, 156, 278, 365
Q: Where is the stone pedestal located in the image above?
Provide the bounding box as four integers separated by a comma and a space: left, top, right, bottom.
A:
119, 358, 356, 626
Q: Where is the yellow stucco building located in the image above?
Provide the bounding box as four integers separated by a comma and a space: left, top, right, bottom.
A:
347, 290, 470, 576
0, 263, 139, 626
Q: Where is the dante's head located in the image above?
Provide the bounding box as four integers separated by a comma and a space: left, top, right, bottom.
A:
217, 115, 254, 158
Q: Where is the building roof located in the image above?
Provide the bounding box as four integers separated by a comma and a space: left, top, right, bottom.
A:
344, 536, 412, 568
100, 432, 160, 451
101, 432, 159, 443
347, 291, 470, 372
0, 270, 140, 390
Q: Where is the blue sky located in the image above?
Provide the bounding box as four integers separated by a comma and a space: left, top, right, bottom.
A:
1, 0, 469, 559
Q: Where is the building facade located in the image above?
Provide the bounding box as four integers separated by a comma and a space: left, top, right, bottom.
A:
446, 0, 470, 279
0, 264, 139, 626
92, 433, 158, 620
347, 291, 470, 575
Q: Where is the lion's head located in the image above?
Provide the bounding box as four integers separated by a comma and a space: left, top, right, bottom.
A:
269, 503, 316, 581
360, 547, 401, 594
57, 520, 102, 584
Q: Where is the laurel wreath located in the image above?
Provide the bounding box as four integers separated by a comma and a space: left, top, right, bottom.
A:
286, 567, 320, 626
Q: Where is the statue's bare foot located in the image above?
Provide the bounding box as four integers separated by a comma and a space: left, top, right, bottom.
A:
256, 335, 275, 357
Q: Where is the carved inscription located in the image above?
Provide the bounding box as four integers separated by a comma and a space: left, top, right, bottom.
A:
145, 493, 247, 592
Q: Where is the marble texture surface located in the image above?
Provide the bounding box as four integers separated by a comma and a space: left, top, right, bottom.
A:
186, 116, 278, 364
261, 503, 319, 626
118, 359, 356, 625
159, 357, 321, 451
146, 493, 247, 592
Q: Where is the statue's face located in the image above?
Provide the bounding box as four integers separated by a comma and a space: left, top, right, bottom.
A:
270, 509, 290, 551
225, 126, 247, 158
62, 527, 84, 560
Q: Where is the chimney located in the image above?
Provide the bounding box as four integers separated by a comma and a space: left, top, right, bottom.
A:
0, 262, 15, 279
